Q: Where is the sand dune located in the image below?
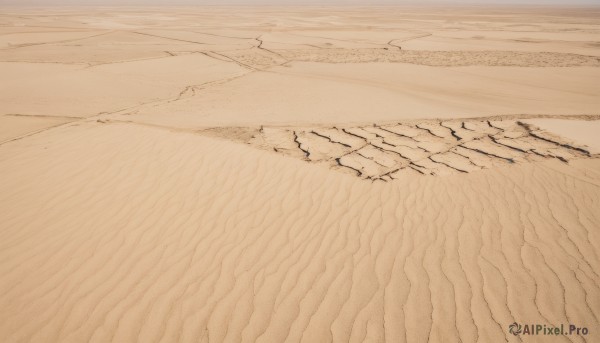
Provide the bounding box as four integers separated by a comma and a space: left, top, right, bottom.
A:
1, 122, 599, 342
1, 6, 599, 343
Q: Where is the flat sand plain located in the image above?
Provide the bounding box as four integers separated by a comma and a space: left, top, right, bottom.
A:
0, 6, 599, 342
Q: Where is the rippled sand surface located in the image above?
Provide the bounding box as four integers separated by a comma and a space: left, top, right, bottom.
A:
1, 6, 599, 342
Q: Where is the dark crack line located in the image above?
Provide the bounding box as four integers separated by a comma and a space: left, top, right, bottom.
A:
386, 39, 402, 50
450, 150, 482, 168
335, 157, 362, 177
530, 149, 547, 158
487, 120, 504, 132
409, 162, 432, 175
362, 126, 386, 139
310, 130, 352, 148
439, 122, 462, 141
374, 126, 420, 142
551, 154, 569, 163
415, 144, 432, 154
531, 149, 568, 163
416, 124, 444, 138
428, 156, 468, 173
341, 128, 370, 142
338, 143, 369, 158
365, 176, 388, 183
488, 135, 528, 153
408, 165, 426, 175
517, 122, 590, 156
380, 168, 401, 179
255, 35, 288, 59
369, 142, 411, 161
459, 145, 515, 163
293, 131, 310, 159
357, 152, 389, 167
461, 122, 475, 131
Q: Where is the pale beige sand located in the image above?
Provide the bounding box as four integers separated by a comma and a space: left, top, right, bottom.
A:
524, 119, 600, 154
1, 122, 600, 343
0, 114, 75, 142
1, 6, 600, 343
0, 55, 246, 117
122, 63, 600, 127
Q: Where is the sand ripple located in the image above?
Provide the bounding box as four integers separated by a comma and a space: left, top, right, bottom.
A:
0, 122, 598, 342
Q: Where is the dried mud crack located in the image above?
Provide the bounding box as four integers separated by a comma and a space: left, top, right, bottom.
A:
199, 118, 599, 180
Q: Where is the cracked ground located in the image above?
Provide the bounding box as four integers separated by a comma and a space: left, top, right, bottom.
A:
199, 117, 599, 180
1, 6, 600, 343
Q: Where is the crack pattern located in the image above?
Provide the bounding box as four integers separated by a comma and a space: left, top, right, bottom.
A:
199, 118, 598, 180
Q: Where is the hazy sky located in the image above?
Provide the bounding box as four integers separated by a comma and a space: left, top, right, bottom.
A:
1, 0, 599, 5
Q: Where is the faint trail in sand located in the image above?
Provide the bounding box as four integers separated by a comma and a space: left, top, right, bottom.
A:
131, 31, 212, 45
0, 30, 113, 51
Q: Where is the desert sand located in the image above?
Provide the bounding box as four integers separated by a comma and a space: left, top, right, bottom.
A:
0, 6, 599, 343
